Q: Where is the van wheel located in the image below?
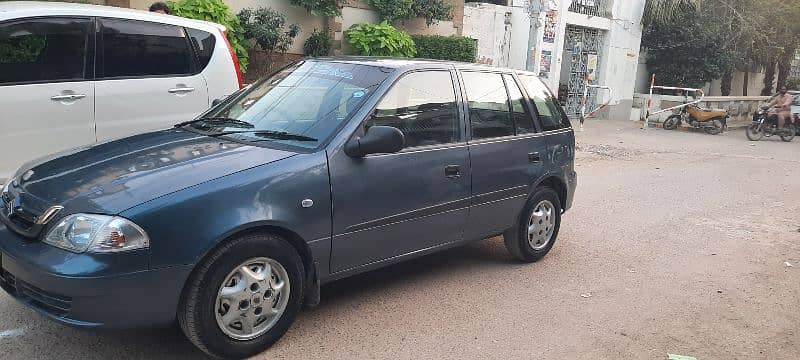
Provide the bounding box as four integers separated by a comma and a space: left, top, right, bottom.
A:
504, 188, 562, 262
179, 233, 304, 359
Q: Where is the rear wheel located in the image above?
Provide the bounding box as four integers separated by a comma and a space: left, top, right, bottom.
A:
704, 118, 724, 135
663, 115, 680, 130
746, 123, 764, 141
179, 233, 304, 359
504, 187, 562, 262
780, 124, 796, 142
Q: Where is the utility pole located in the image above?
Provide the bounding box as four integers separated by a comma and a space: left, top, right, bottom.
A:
525, 0, 542, 72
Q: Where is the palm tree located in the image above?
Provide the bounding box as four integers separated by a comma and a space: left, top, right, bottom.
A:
642, 0, 699, 26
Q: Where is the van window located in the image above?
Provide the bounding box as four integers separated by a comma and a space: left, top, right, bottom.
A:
504, 74, 536, 134
518, 74, 570, 132
0, 18, 92, 85
99, 18, 193, 78
462, 72, 514, 139
369, 71, 460, 148
186, 28, 216, 71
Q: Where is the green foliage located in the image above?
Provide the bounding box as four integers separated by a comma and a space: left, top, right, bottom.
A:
411, 35, 475, 62
0, 35, 45, 64
289, 0, 341, 17
169, 0, 249, 72
303, 29, 332, 57
642, 8, 732, 88
369, 0, 453, 26
238, 7, 300, 55
345, 21, 416, 57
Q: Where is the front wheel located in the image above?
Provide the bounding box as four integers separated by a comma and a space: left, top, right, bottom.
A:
746, 123, 764, 141
663, 115, 680, 130
780, 124, 796, 142
179, 233, 305, 359
504, 187, 562, 262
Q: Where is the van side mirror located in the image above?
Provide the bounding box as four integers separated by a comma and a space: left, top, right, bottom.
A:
345, 126, 405, 157
212, 98, 223, 107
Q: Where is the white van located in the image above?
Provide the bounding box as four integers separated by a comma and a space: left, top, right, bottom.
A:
0, 2, 242, 180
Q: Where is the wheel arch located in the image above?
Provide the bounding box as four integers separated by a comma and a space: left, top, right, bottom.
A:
531, 175, 568, 211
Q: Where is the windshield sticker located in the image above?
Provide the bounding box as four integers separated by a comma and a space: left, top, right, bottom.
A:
352, 90, 366, 98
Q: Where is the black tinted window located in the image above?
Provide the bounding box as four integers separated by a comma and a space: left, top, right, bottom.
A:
462, 72, 513, 139
99, 19, 192, 78
505, 74, 536, 134
518, 74, 570, 132
0, 18, 91, 85
186, 27, 215, 71
370, 71, 459, 148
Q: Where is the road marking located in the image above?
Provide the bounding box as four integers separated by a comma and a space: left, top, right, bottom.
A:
0, 327, 26, 339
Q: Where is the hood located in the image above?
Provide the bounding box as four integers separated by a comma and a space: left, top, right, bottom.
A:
10, 129, 296, 215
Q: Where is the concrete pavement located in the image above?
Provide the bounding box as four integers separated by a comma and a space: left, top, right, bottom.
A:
1, 119, 798, 359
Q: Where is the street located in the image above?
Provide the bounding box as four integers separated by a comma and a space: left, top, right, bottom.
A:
1, 119, 798, 359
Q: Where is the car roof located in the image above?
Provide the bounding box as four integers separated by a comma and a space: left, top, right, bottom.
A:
0, 1, 223, 32
313, 56, 536, 75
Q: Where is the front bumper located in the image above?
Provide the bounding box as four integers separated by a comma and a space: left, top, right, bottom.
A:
0, 224, 193, 329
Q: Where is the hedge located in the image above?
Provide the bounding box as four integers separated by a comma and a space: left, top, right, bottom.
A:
410, 35, 476, 62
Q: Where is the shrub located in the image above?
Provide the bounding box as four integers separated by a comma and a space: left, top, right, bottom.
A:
303, 29, 332, 57
345, 21, 416, 57
169, 0, 249, 72
238, 8, 300, 69
289, 0, 342, 17
411, 35, 475, 62
369, 0, 452, 26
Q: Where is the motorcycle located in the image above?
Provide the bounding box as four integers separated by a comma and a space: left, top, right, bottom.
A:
662, 103, 729, 135
745, 106, 796, 142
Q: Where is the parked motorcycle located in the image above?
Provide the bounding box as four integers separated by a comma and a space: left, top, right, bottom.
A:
745, 106, 796, 142
662, 103, 728, 135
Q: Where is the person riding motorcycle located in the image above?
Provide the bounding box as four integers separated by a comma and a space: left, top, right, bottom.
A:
765, 86, 794, 130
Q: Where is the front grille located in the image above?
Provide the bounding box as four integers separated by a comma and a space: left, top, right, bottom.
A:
1, 193, 42, 238
0, 268, 72, 317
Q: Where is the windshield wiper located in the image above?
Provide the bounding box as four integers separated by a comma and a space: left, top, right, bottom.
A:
175, 117, 255, 129
209, 130, 318, 142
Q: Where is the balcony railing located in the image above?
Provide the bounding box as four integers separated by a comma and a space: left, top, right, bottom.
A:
568, 0, 610, 17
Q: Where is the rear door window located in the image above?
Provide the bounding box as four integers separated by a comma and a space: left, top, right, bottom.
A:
98, 18, 193, 78
186, 27, 216, 71
504, 74, 537, 134
0, 17, 92, 85
518, 74, 570, 132
462, 71, 514, 139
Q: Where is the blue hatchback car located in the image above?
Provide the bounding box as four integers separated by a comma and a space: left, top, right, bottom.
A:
0, 58, 576, 358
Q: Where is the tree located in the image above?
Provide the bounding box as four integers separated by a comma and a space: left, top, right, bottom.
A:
642, 0, 698, 27
642, 7, 732, 88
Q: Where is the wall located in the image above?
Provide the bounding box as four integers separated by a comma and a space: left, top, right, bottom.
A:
461, 2, 530, 69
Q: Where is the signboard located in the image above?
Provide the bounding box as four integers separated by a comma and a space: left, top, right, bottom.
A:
539, 50, 552, 78
543, 9, 558, 44
587, 54, 598, 81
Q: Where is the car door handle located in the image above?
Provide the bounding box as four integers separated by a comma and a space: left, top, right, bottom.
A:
50, 94, 86, 101
528, 152, 541, 163
444, 165, 461, 178
168, 87, 195, 94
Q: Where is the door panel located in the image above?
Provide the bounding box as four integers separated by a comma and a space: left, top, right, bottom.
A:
329, 70, 470, 273
94, 18, 209, 142
462, 72, 547, 241
0, 17, 95, 178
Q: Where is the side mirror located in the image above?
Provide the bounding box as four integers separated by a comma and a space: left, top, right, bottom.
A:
211, 98, 223, 107
345, 126, 404, 157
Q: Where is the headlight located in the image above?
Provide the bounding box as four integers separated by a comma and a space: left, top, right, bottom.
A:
44, 214, 150, 253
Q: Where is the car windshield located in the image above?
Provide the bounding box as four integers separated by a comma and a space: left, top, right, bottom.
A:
191, 61, 393, 149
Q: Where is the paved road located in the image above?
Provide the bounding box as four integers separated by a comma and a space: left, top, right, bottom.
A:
1, 120, 798, 359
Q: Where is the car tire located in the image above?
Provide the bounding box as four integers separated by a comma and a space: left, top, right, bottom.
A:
504, 187, 562, 263
178, 232, 305, 359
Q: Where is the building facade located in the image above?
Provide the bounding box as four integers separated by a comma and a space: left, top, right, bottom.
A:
463, 0, 646, 121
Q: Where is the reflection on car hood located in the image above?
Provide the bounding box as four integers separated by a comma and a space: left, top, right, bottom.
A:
13, 129, 296, 215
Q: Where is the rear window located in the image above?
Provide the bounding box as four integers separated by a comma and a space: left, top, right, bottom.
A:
98, 18, 193, 78
518, 74, 570, 132
186, 27, 216, 71
0, 17, 92, 85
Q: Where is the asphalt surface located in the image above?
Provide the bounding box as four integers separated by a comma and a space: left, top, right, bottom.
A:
1, 120, 798, 359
